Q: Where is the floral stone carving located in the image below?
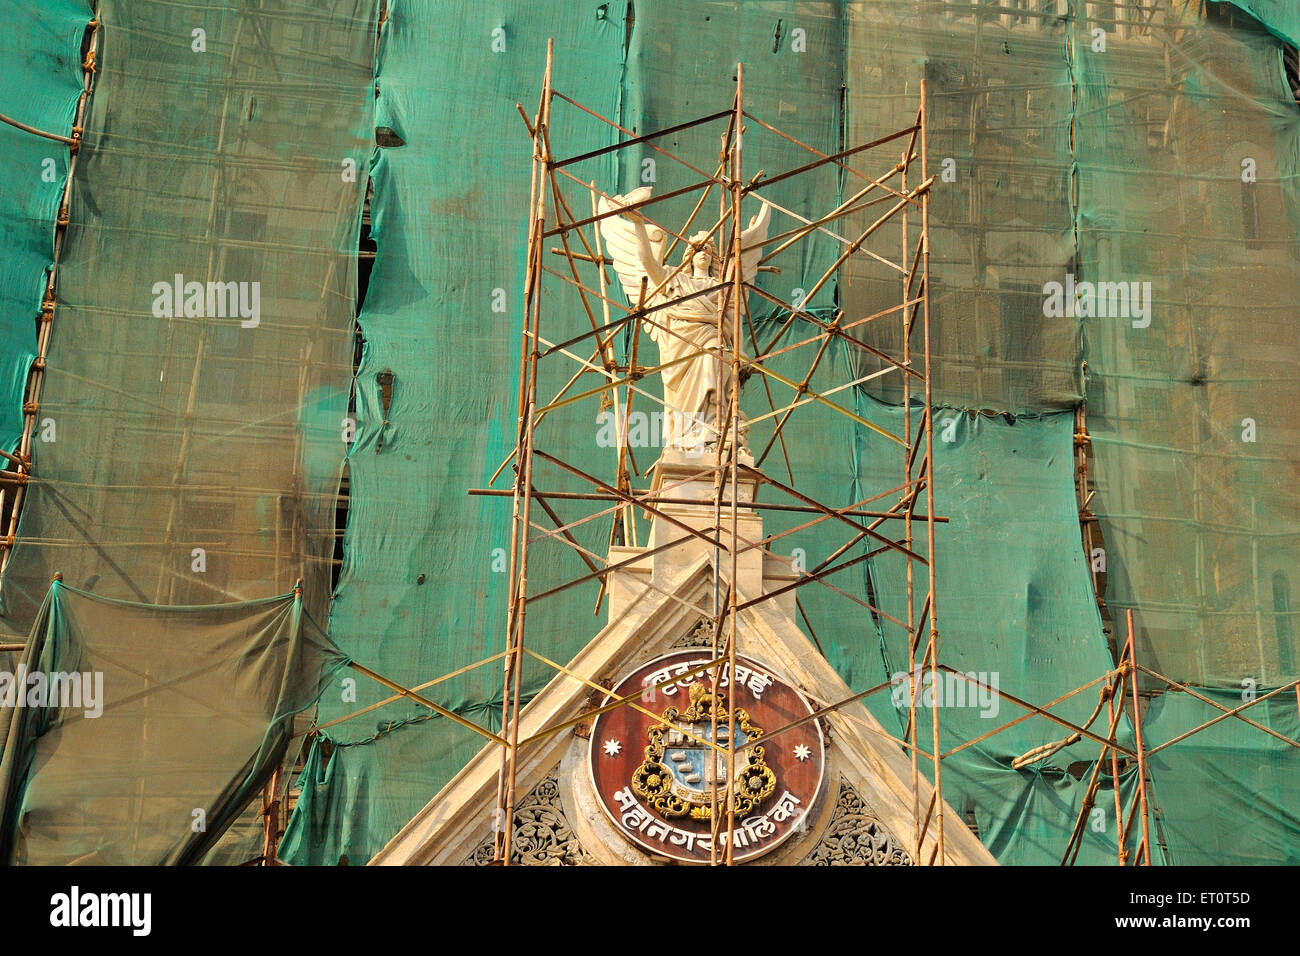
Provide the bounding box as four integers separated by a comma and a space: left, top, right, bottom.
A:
799, 776, 913, 866
466, 774, 590, 866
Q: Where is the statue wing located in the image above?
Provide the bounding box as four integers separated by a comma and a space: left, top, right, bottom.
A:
597, 187, 667, 305
738, 199, 772, 286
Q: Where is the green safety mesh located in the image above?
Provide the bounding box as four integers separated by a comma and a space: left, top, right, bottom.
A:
0, 1, 88, 455
845, 2, 1300, 695
0, 0, 374, 634
1076, 13, 1300, 689
851, 402, 1142, 865
1067, 11, 1300, 864
0, 0, 375, 863
835, 0, 1300, 864
0, 582, 348, 865
845, 4, 1081, 413
0, 0, 1293, 866
1143, 685, 1300, 865
1223, 0, 1300, 46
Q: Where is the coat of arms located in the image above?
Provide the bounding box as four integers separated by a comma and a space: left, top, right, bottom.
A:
631, 681, 776, 821
589, 649, 826, 863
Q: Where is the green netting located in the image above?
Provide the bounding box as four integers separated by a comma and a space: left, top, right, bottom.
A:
0, 2, 88, 454
282, 0, 628, 864
1223, 0, 1300, 46
1076, 10, 1300, 689
850, 401, 1139, 864
836, 1, 1300, 864
0, 582, 347, 864
0, 0, 375, 633
625, 0, 845, 317
1143, 685, 1300, 864
845, 3, 1082, 413
280, 717, 484, 866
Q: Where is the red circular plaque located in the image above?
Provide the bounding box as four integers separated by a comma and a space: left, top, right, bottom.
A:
588, 649, 825, 864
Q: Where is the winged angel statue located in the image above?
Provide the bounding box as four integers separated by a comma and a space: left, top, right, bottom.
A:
598, 187, 771, 459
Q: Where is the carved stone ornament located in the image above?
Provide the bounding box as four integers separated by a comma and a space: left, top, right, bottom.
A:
465, 774, 589, 866
672, 619, 715, 649
799, 776, 913, 866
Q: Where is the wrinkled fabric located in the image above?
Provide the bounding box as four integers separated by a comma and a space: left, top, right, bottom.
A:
0, 583, 348, 864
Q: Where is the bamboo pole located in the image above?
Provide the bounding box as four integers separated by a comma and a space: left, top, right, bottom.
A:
1125, 610, 1152, 865
261, 768, 281, 866
468, 486, 945, 522
1109, 676, 1127, 865
903, 120, 921, 861
919, 80, 945, 864
1059, 675, 1125, 865
1138, 667, 1300, 753
588, 182, 635, 550
723, 62, 745, 865
493, 40, 552, 865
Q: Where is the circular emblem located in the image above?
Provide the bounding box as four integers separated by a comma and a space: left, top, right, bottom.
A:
588, 649, 825, 864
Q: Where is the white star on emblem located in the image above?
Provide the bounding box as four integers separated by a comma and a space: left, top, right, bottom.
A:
793, 744, 811, 761
602, 738, 622, 756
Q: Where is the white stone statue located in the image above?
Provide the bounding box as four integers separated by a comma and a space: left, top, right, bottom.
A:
598, 186, 771, 460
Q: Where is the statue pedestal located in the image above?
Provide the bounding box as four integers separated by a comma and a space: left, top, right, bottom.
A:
606, 449, 798, 622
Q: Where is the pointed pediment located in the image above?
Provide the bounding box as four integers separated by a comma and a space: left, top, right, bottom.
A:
370, 550, 995, 866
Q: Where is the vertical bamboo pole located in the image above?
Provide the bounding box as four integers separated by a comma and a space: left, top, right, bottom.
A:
262, 768, 281, 866
1125, 608, 1152, 865
919, 78, 944, 864
494, 41, 552, 865
1106, 677, 1126, 865
707, 91, 740, 869
724, 61, 744, 866
588, 183, 634, 548
902, 114, 921, 863
1251, 497, 1266, 683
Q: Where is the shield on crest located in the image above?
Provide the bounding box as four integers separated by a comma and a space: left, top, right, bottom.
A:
631, 682, 776, 821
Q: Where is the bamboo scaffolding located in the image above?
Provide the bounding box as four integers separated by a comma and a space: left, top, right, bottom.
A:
343, 47, 1300, 872
474, 58, 954, 866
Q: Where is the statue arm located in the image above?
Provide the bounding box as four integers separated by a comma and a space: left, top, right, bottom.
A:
630, 219, 667, 296
596, 186, 668, 309
738, 199, 772, 285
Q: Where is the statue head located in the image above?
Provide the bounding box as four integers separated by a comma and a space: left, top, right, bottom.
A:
683, 232, 720, 277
